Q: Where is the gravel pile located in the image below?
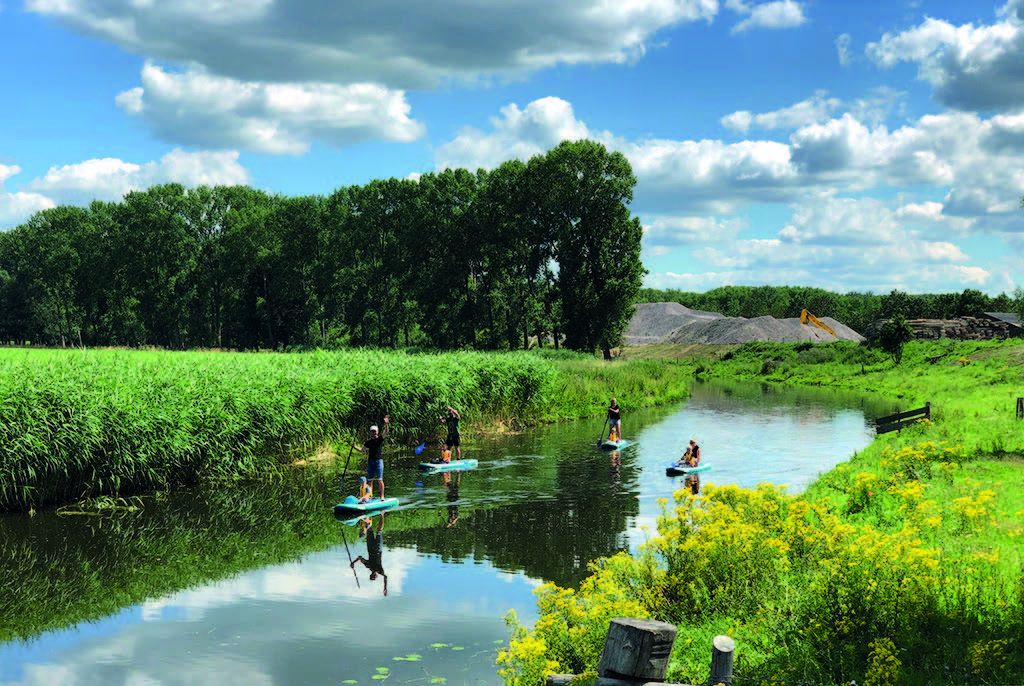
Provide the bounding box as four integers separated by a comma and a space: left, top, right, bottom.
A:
623, 302, 724, 345
624, 303, 865, 346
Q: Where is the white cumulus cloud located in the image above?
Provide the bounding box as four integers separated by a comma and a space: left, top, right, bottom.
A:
115, 63, 425, 154
26, 150, 249, 207
435, 97, 600, 171
731, 0, 807, 34
0, 164, 58, 229
722, 91, 840, 133
866, 6, 1024, 112
26, 0, 721, 90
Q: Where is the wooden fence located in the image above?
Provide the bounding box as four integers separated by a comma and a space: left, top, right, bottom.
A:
545, 617, 734, 686
875, 402, 930, 434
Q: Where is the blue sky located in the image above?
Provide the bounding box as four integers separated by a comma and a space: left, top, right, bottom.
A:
1, 0, 1022, 296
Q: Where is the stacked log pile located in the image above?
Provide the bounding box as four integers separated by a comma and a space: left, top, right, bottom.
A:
867, 316, 1019, 341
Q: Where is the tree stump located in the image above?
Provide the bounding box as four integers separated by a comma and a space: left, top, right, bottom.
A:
596, 618, 678, 681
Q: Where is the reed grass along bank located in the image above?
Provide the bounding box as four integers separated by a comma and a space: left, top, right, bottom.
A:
0, 347, 692, 511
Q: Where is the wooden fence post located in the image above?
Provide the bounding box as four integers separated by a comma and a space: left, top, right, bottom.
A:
547, 619, 735, 686
597, 617, 678, 682
708, 635, 735, 686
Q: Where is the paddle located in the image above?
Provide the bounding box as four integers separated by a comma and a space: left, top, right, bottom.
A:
597, 417, 609, 446
414, 441, 426, 455
340, 442, 356, 494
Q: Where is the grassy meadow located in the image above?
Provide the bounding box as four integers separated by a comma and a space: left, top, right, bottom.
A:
498, 338, 1024, 686
0, 347, 692, 512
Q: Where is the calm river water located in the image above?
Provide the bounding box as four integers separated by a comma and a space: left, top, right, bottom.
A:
0, 380, 894, 686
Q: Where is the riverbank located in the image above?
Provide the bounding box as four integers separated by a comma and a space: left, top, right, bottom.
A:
0, 347, 693, 512
499, 338, 1024, 686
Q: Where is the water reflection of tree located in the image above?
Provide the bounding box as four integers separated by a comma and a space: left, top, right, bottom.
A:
1, 473, 340, 643
390, 451, 641, 589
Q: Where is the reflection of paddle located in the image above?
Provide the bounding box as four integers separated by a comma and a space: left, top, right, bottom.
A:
342, 533, 360, 588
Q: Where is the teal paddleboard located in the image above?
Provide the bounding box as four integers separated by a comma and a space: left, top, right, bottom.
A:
665, 463, 711, 476
599, 439, 631, 450
333, 496, 399, 518
418, 458, 478, 472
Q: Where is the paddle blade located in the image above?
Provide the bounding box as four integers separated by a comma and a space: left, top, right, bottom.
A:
414, 442, 425, 454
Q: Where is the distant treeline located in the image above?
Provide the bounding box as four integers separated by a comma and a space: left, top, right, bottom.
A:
0, 140, 645, 354
638, 284, 1024, 336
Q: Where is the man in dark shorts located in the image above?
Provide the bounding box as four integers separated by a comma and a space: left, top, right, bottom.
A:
353, 414, 389, 499
439, 406, 461, 461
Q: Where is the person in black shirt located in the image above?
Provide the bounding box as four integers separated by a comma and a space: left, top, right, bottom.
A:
439, 406, 461, 461
607, 398, 621, 441
353, 415, 389, 500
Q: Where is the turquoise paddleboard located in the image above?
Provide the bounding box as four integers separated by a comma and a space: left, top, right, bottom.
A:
333, 496, 399, 518
665, 463, 711, 476
418, 458, 478, 472
599, 439, 631, 450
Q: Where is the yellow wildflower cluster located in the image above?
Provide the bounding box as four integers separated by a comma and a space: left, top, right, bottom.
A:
497, 610, 562, 686
968, 638, 1010, 679
864, 637, 901, 686
879, 442, 967, 482
952, 487, 997, 532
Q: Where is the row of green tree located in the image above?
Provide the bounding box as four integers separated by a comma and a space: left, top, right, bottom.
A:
638, 284, 1024, 337
0, 140, 646, 355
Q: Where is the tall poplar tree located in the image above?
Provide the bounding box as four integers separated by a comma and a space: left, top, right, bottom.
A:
530, 140, 646, 357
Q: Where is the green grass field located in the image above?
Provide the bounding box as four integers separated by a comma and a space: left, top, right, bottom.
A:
499, 338, 1024, 686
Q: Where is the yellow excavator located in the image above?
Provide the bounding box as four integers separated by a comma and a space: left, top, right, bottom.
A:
800, 309, 836, 336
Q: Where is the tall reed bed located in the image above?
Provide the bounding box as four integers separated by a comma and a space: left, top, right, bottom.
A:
540, 353, 692, 422
0, 348, 563, 511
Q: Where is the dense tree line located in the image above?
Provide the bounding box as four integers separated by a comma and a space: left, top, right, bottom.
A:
0, 140, 646, 356
637, 284, 1024, 336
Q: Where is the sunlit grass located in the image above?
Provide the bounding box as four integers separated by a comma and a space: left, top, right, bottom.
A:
501, 338, 1024, 686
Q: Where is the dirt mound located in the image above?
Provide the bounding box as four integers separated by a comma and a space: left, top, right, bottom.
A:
625, 303, 865, 346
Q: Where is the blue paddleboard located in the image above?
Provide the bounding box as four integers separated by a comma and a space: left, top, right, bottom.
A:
599, 439, 631, 450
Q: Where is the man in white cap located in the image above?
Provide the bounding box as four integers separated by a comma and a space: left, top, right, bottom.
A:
353, 414, 389, 499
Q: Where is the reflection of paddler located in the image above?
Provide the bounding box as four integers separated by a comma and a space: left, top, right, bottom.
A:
684, 473, 701, 495
350, 513, 388, 595
439, 471, 460, 528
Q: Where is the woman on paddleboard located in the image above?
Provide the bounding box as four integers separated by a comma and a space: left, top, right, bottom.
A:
607, 398, 621, 441
686, 439, 700, 466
